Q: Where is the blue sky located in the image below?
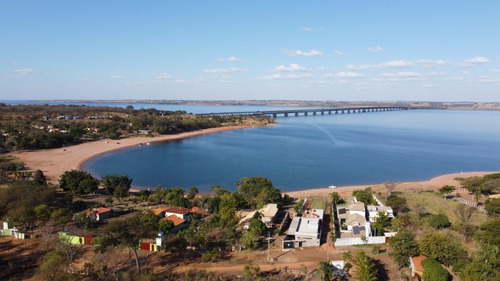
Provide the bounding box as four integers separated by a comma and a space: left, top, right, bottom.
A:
1, 1, 500, 101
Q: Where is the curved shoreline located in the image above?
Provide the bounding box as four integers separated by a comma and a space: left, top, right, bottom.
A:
10, 125, 256, 184
9, 126, 499, 197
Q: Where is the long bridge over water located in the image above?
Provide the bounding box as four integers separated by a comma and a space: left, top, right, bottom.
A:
198, 106, 409, 118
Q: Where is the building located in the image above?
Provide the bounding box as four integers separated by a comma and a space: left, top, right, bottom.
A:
367, 205, 394, 222
283, 200, 325, 249
164, 206, 191, 220
410, 255, 427, 280
160, 215, 188, 233
337, 202, 371, 238
85, 207, 113, 221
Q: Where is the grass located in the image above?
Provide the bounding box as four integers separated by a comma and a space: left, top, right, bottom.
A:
309, 200, 326, 210
399, 190, 488, 226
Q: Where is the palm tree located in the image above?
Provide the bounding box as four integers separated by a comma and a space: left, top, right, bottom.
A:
341, 250, 353, 262
354, 250, 377, 281
318, 261, 333, 281
474, 188, 483, 205
331, 192, 341, 206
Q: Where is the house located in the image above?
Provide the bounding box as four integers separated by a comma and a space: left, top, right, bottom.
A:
164, 206, 191, 220
160, 214, 188, 233
190, 206, 210, 218
337, 202, 371, 238
151, 207, 169, 218
239, 203, 279, 229
410, 255, 427, 280
85, 207, 113, 221
367, 205, 394, 222
283, 200, 325, 249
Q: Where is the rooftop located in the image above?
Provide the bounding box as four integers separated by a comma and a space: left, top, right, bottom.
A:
165, 206, 191, 215
160, 214, 186, 226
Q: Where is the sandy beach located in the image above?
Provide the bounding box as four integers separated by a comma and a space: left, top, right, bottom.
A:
9, 125, 254, 185
9, 126, 498, 197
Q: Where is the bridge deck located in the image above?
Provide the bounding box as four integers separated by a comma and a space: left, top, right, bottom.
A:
198, 106, 408, 118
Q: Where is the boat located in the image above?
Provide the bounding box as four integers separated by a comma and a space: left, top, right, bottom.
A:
328, 185, 337, 189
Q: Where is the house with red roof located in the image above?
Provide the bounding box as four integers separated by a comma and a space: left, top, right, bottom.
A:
410, 255, 426, 280
85, 207, 113, 221
164, 206, 191, 220
160, 214, 188, 233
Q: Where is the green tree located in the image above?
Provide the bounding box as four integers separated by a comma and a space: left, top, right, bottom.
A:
352, 188, 375, 205
419, 231, 466, 266
386, 194, 408, 215
422, 258, 449, 281
354, 250, 377, 281
32, 169, 47, 185
159, 219, 174, 234
428, 213, 451, 229
59, 170, 99, 196
95, 215, 156, 273
51, 208, 72, 230
474, 217, 500, 247
248, 212, 266, 235
187, 186, 199, 201
38, 250, 75, 280
236, 177, 281, 208
318, 261, 333, 281
389, 228, 419, 267
460, 245, 500, 281
240, 231, 260, 250
101, 174, 132, 199
330, 192, 341, 206
438, 185, 456, 200
485, 198, 500, 215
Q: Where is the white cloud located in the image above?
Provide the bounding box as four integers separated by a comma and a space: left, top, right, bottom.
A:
460, 56, 490, 67
489, 68, 500, 73
316, 66, 327, 71
272, 63, 310, 72
301, 27, 312, 31
14, 68, 36, 76
416, 59, 452, 68
347, 60, 414, 70
367, 46, 383, 53
257, 73, 313, 80
334, 50, 344, 56
380, 72, 422, 78
203, 67, 249, 74
215, 56, 246, 63
324, 72, 365, 78
283, 49, 323, 57
110, 75, 125, 79
156, 73, 174, 79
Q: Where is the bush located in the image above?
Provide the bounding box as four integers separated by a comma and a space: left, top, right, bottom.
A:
422, 258, 449, 281
200, 249, 220, 262
428, 214, 451, 229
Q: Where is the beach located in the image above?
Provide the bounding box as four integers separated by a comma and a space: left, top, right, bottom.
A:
9, 126, 498, 197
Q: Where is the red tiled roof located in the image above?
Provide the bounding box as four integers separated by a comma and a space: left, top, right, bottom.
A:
412, 255, 427, 272
190, 206, 210, 216
152, 207, 168, 216
160, 215, 185, 226
85, 207, 111, 216
165, 206, 191, 215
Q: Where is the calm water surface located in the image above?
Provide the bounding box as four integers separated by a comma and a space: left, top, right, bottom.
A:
82, 110, 500, 192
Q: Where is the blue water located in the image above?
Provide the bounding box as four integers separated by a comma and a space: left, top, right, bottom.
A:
82, 110, 500, 192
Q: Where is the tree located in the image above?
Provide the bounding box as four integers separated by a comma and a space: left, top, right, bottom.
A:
59, 170, 99, 196
386, 194, 408, 215
389, 228, 419, 267
240, 231, 260, 250
485, 198, 500, 215
373, 211, 391, 235
474, 217, 500, 247
318, 261, 333, 281
330, 192, 341, 206
159, 219, 174, 234
419, 231, 466, 266
460, 245, 500, 281
248, 212, 266, 235
428, 214, 451, 229
422, 258, 449, 281
51, 208, 72, 230
187, 186, 199, 201
38, 250, 73, 280
353, 250, 377, 281
35, 204, 52, 245
454, 204, 475, 241
32, 169, 47, 185
95, 215, 156, 273
384, 181, 396, 195
236, 177, 281, 208
101, 174, 132, 199
352, 188, 375, 205
438, 185, 456, 200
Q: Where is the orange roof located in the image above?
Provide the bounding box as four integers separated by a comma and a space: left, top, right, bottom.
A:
165, 206, 191, 215
412, 255, 427, 272
152, 207, 168, 216
160, 215, 185, 226
85, 207, 111, 216
190, 206, 210, 216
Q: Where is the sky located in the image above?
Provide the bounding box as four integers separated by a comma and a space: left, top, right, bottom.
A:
1, 1, 500, 102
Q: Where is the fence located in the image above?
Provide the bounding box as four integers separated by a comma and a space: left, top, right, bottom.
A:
334, 236, 386, 246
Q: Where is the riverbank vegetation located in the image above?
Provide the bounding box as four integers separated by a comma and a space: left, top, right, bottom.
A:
0, 104, 272, 151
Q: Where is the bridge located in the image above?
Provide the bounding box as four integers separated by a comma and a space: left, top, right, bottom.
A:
198, 106, 409, 118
